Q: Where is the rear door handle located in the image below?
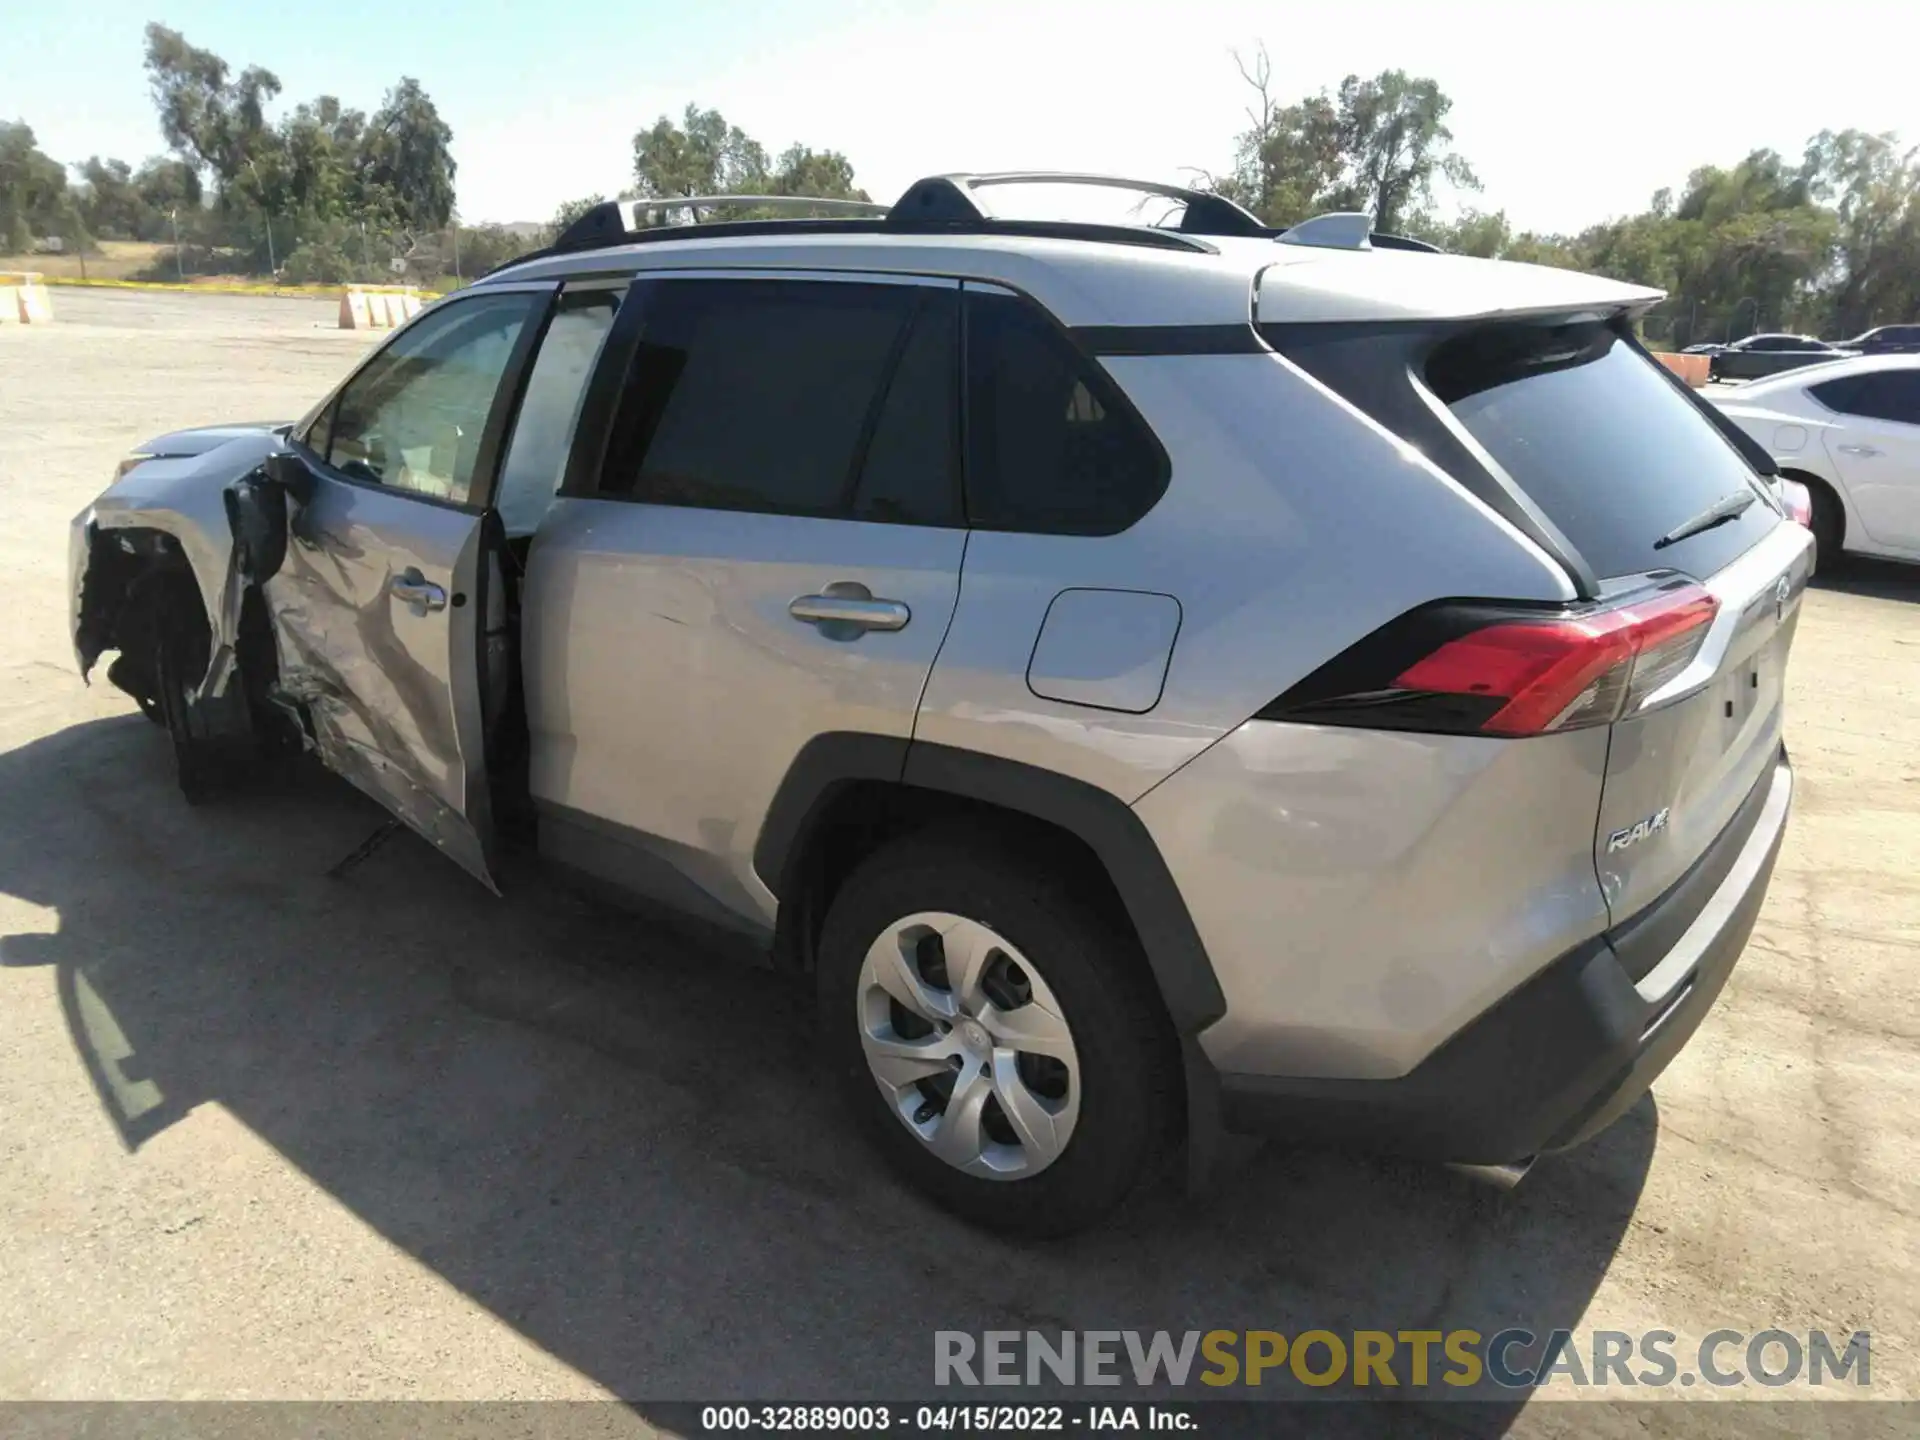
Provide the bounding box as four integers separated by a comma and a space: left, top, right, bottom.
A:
1837, 443, 1882, 457
789, 582, 910, 636
390, 569, 448, 615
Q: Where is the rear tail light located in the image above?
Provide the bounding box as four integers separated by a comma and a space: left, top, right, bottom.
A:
1259, 582, 1720, 737
1777, 478, 1814, 530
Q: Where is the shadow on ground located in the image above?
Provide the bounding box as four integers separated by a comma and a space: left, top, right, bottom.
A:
1813, 554, 1920, 604
0, 714, 1658, 1430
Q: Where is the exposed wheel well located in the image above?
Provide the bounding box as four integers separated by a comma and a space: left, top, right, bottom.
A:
79, 528, 202, 709
80, 525, 284, 745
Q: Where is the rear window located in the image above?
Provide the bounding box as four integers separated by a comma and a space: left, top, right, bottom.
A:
1427, 322, 1776, 579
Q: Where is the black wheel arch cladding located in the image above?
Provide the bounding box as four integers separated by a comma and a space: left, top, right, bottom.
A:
753, 733, 1227, 1036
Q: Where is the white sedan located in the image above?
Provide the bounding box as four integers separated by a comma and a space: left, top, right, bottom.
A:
1708, 354, 1920, 567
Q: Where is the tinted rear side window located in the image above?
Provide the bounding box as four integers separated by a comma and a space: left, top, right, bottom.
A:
853, 290, 961, 526
1813, 370, 1920, 426
599, 278, 927, 518
1429, 322, 1776, 579
964, 290, 1167, 534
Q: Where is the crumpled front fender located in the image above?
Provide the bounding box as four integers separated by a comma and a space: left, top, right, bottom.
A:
70, 432, 283, 700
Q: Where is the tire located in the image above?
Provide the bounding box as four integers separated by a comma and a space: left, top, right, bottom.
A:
817, 826, 1180, 1237
148, 574, 223, 806
1807, 483, 1843, 574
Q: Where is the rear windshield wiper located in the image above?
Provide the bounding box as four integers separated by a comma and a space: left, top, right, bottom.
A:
1654, 489, 1757, 549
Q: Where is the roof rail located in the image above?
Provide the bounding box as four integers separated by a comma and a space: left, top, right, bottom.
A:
528, 173, 1448, 271
888, 172, 1270, 238
554, 194, 887, 249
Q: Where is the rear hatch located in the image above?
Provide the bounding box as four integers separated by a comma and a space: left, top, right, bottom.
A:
1430, 319, 1811, 927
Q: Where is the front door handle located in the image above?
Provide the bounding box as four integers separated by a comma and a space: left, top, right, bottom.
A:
390, 569, 448, 616
1837, 443, 1882, 457
789, 581, 910, 638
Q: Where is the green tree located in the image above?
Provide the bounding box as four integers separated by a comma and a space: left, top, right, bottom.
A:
1801, 129, 1920, 335
631, 105, 868, 209
1334, 70, 1479, 233
137, 24, 461, 275
142, 22, 280, 191
1418, 207, 1511, 258
75, 157, 142, 238
1221, 51, 1478, 231
0, 121, 72, 250
132, 156, 203, 235
768, 145, 867, 201
360, 78, 457, 230
547, 194, 607, 242
632, 105, 769, 198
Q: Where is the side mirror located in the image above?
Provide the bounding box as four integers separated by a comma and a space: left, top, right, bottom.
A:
225, 452, 306, 586
263, 448, 316, 506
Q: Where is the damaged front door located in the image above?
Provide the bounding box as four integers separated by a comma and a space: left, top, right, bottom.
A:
264, 285, 552, 889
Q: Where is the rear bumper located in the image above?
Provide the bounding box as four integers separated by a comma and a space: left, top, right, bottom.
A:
1216, 751, 1792, 1163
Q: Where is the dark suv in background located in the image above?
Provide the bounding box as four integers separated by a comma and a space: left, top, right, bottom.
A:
1839, 325, 1920, 356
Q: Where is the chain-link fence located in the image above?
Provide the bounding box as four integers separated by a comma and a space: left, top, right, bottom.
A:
14, 209, 554, 291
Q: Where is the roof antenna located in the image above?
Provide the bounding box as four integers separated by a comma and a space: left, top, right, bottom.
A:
1277, 213, 1376, 251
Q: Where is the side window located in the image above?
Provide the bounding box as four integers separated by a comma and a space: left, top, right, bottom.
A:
851, 290, 960, 525
1877, 371, 1920, 425
599, 278, 953, 522
1815, 373, 1920, 425
300, 401, 334, 459
326, 291, 540, 505
494, 288, 621, 536
963, 290, 1167, 535
1812, 375, 1872, 416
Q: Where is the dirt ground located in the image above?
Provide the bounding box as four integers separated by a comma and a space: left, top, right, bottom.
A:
2, 241, 178, 283
1, 288, 1916, 1432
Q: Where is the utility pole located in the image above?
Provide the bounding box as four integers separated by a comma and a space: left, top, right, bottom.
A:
246, 158, 276, 275
452, 211, 460, 283
170, 208, 184, 280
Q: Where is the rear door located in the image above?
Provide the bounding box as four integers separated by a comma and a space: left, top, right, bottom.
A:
1435, 321, 1812, 924
520, 271, 967, 932
271, 283, 553, 887
1815, 369, 1920, 550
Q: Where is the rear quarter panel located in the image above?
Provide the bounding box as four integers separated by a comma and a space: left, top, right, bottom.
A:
1134, 721, 1613, 1080
912, 349, 1580, 803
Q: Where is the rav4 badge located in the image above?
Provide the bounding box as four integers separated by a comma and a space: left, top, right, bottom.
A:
1607, 807, 1672, 853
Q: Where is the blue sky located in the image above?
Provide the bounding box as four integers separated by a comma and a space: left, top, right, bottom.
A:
11, 0, 1920, 231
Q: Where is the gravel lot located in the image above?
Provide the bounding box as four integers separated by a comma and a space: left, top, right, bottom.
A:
1, 289, 1917, 1432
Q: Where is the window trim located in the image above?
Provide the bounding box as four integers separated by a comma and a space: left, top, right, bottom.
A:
290, 282, 559, 516
957, 280, 1173, 537
489, 279, 629, 536
561, 269, 966, 527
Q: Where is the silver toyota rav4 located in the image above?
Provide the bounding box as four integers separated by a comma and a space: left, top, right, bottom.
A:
69, 173, 1808, 1236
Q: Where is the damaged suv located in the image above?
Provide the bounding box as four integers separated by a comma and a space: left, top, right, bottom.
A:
70, 174, 1808, 1235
